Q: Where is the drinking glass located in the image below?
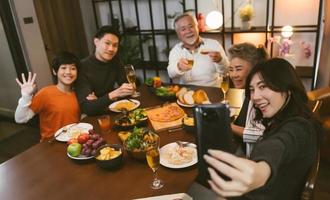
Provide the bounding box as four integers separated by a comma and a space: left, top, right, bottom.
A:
146, 137, 164, 189
185, 50, 194, 81
97, 115, 111, 134
220, 72, 230, 104
124, 64, 140, 97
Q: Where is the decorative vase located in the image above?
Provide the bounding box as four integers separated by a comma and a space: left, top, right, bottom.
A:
241, 20, 251, 30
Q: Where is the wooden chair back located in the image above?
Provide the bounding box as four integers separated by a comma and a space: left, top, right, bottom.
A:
301, 148, 320, 200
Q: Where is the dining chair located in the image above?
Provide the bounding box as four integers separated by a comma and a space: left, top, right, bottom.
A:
301, 147, 320, 200
307, 87, 330, 163
307, 87, 330, 113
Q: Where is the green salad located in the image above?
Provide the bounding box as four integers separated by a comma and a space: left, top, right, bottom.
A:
124, 127, 157, 151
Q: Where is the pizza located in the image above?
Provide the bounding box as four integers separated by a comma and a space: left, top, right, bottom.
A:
148, 104, 185, 122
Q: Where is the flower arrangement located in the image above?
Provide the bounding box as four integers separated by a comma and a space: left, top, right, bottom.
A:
269, 36, 293, 57
239, 4, 254, 21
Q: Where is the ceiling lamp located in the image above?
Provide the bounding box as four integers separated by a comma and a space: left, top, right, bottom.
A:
281, 25, 293, 38
206, 11, 223, 30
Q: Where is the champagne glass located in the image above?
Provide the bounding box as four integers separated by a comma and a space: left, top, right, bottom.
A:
220, 72, 230, 104
146, 137, 164, 189
124, 64, 140, 97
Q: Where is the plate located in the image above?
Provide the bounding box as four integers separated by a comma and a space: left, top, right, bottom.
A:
160, 142, 197, 169
54, 123, 93, 142
109, 99, 140, 112
177, 99, 195, 108
67, 152, 94, 160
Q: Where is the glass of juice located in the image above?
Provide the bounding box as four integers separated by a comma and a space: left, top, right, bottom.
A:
97, 115, 111, 134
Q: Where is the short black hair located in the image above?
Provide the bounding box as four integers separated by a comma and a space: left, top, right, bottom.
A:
94, 25, 120, 40
51, 51, 80, 74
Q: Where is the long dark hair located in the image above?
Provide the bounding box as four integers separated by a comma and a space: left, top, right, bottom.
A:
245, 58, 313, 130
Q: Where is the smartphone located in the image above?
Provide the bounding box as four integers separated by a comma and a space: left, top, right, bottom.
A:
193, 103, 235, 187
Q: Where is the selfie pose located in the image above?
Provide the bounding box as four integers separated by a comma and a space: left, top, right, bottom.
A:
204, 58, 321, 199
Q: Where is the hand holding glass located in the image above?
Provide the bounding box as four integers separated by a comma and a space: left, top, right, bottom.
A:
146, 137, 164, 189
124, 64, 140, 97
185, 51, 194, 81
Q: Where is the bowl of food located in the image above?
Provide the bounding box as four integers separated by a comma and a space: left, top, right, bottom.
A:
122, 127, 159, 160
95, 144, 123, 169
114, 108, 148, 130
151, 85, 180, 101
182, 116, 195, 134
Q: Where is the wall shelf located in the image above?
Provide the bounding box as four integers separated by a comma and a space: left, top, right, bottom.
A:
91, 0, 323, 89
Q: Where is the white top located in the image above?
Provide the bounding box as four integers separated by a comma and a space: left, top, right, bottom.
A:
167, 38, 229, 87
14, 94, 35, 123
243, 101, 265, 158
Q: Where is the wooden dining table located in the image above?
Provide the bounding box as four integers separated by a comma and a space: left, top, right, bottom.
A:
0, 84, 232, 200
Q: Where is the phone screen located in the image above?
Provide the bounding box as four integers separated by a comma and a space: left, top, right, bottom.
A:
194, 103, 234, 187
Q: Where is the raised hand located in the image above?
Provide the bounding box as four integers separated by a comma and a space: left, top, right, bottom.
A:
15, 72, 37, 96
204, 149, 271, 197
177, 58, 192, 72
208, 51, 222, 63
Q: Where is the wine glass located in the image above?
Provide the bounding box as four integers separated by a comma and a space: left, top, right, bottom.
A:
220, 72, 230, 104
124, 64, 140, 97
146, 137, 164, 189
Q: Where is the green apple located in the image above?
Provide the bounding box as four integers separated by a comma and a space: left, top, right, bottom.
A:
67, 143, 82, 157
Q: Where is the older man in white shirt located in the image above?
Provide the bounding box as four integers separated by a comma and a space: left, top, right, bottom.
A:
167, 13, 229, 87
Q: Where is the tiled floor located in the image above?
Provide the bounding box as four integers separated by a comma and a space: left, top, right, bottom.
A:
0, 119, 329, 199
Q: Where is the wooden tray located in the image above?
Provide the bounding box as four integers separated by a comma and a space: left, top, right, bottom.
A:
146, 103, 185, 132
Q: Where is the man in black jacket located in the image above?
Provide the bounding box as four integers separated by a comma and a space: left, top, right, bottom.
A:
75, 26, 134, 115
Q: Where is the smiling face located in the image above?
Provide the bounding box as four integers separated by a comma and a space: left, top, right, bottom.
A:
229, 57, 253, 89
94, 33, 119, 62
249, 73, 288, 118
175, 15, 199, 48
53, 64, 78, 88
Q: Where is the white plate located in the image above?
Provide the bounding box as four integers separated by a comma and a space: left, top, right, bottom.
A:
67, 152, 94, 160
160, 142, 197, 169
109, 99, 140, 112
177, 99, 195, 108
54, 123, 93, 142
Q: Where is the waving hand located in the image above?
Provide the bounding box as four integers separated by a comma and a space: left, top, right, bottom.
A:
15, 72, 37, 96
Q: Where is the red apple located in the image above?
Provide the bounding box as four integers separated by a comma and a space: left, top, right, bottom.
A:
77, 133, 90, 144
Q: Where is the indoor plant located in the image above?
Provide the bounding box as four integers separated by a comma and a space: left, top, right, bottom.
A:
239, 4, 254, 30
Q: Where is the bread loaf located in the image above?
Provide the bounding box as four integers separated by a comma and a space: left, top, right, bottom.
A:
183, 90, 195, 105
192, 89, 209, 104
176, 87, 187, 97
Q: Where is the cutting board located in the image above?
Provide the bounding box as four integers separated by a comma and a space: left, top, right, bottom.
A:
146, 103, 185, 132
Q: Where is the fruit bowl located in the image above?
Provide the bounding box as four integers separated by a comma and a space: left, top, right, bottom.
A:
122, 127, 159, 161
95, 144, 123, 170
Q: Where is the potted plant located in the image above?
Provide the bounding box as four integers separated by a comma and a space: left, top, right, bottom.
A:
239, 4, 254, 30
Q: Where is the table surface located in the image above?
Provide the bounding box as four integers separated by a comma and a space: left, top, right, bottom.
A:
0, 84, 234, 200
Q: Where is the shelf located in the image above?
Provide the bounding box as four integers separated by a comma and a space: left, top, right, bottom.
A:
124, 25, 319, 36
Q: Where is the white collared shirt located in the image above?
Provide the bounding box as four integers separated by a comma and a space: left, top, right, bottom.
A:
167, 38, 229, 87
